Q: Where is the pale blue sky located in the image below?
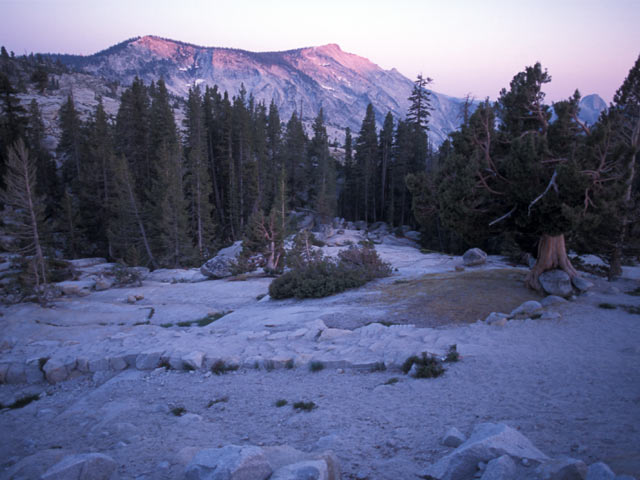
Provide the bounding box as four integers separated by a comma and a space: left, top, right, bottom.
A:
1, 0, 638, 102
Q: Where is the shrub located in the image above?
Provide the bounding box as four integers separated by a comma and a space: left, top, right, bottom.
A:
111, 263, 142, 287
309, 361, 324, 372
211, 360, 239, 375
275, 399, 288, 407
402, 353, 445, 379
292, 401, 316, 412
445, 345, 459, 363
269, 245, 391, 299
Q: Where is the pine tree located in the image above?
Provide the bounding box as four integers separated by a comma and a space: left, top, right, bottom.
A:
0, 139, 47, 288
407, 74, 433, 132
283, 111, 308, 208
0, 73, 27, 190
607, 54, 640, 277
26, 99, 59, 215
57, 94, 83, 185
309, 109, 336, 221
379, 112, 394, 223
355, 104, 378, 223
339, 127, 355, 220
184, 86, 216, 259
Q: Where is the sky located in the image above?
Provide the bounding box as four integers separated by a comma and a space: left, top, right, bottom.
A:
1, 0, 639, 103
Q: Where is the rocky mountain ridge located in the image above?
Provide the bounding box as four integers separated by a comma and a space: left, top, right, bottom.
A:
28, 35, 607, 147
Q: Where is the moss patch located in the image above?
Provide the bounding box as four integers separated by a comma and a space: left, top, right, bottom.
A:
375, 269, 539, 327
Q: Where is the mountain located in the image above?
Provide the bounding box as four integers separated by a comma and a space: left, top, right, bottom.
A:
53, 35, 469, 145
578, 94, 607, 125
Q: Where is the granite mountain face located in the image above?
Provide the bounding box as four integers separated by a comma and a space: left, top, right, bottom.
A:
54, 36, 471, 145
45, 36, 606, 146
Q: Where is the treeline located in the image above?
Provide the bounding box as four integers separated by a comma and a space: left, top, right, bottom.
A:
0, 49, 434, 270
408, 58, 640, 282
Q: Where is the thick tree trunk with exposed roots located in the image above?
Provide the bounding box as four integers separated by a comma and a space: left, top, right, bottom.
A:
525, 234, 578, 291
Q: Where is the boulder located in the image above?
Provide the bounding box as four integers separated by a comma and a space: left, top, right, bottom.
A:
586, 462, 615, 480
56, 279, 95, 296
539, 270, 573, 297
41, 452, 117, 480
200, 241, 244, 279
94, 275, 114, 291
185, 445, 272, 480
485, 312, 508, 326
541, 295, 568, 307
67, 258, 107, 268
442, 427, 467, 448
422, 423, 549, 480
537, 457, 587, 480
572, 276, 594, 292
462, 248, 487, 266
404, 230, 421, 241
270, 460, 329, 480
182, 351, 205, 370
480, 455, 517, 480
2, 449, 71, 479
43, 357, 76, 384
509, 301, 543, 319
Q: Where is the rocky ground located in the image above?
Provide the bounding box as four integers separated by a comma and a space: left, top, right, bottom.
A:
1, 233, 639, 479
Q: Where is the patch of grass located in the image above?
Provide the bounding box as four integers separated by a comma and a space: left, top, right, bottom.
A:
170, 406, 186, 417
160, 323, 173, 328
133, 320, 150, 326
370, 362, 386, 372
402, 353, 445, 379
598, 303, 617, 310
159, 359, 172, 370
625, 287, 640, 296
309, 361, 324, 372
285, 359, 295, 369
292, 401, 316, 412
0, 394, 40, 410
274, 399, 288, 407
384, 377, 399, 385
263, 360, 275, 371
174, 311, 233, 328
183, 363, 195, 371
207, 396, 229, 408
211, 360, 239, 375
445, 344, 459, 363
393, 279, 410, 285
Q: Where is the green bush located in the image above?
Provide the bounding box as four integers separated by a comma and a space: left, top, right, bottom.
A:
269, 245, 391, 299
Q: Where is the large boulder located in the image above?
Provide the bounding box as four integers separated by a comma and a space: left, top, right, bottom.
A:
539, 270, 573, 297
480, 455, 517, 480
40, 452, 117, 480
462, 248, 487, 266
185, 445, 272, 480
537, 457, 587, 480
200, 241, 243, 279
422, 423, 549, 480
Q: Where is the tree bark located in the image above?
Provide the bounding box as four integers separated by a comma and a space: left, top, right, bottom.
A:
525, 233, 578, 291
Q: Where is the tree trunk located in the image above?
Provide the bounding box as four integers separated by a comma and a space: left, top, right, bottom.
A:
525, 233, 578, 291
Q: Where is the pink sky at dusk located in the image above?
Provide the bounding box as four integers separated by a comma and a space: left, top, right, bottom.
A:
1, 0, 638, 103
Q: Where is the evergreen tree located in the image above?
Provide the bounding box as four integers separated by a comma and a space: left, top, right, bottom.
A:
57, 94, 83, 185
407, 74, 433, 132
0, 73, 27, 189
0, 139, 47, 288
26, 99, 59, 215
339, 127, 355, 220
378, 112, 394, 223
607, 54, 640, 277
184, 86, 216, 259
354, 104, 378, 222
309, 109, 336, 220
282, 111, 308, 208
